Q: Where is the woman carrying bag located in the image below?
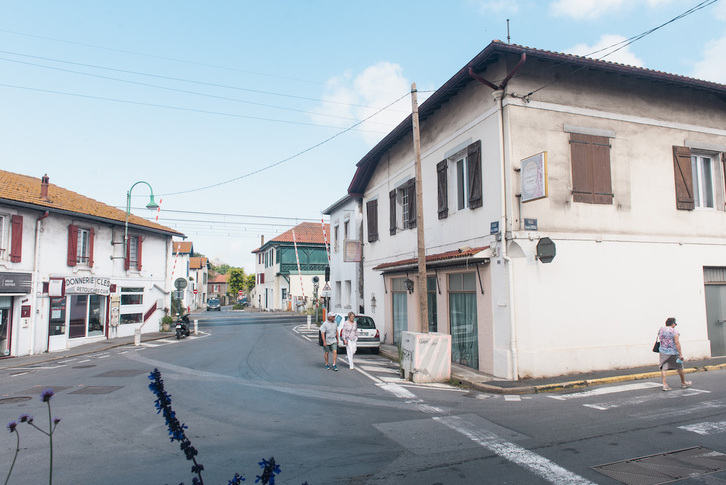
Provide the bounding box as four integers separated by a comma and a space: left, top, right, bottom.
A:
656, 317, 692, 391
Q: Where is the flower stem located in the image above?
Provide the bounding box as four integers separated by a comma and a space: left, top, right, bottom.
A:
47, 401, 53, 485
3, 430, 19, 485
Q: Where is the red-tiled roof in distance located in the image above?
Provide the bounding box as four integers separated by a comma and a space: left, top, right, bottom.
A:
173, 241, 193, 254
209, 274, 228, 283
373, 246, 490, 271
189, 257, 208, 270
270, 222, 330, 245
0, 170, 183, 236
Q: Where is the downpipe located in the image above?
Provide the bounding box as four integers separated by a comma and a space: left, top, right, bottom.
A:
30, 211, 50, 355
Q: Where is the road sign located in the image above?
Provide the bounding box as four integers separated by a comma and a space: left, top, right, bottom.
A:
174, 278, 188, 290
193, 289, 198, 295
321, 283, 332, 298
238, 290, 244, 297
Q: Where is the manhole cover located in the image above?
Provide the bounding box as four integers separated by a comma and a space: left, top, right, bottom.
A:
0, 397, 32, 405
93, 369, 148, 378
69, 386, 123, 395
592, 446, 726, 484
72, 365, 96, 369
16, 386, 71, 396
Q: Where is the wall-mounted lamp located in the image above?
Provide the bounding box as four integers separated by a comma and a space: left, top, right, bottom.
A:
404, 277, 415, 294
370, 294, 377, 312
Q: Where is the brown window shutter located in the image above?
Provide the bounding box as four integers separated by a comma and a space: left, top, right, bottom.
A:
125, 235, 131, 270
366, 200, 379, 242
88, 227, 95, 267
389, 189, 397, 235
570, 133, 613, 205
10, 215, 23, 263
136, 236, 143, 271
437, 160, 448, 219
673, 145, 694, 210
67, 224, 78, 266
467, 140, 483, 209
407, 179, 417, 229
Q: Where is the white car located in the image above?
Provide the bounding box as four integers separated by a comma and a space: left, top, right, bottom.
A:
318, 313, 380, 354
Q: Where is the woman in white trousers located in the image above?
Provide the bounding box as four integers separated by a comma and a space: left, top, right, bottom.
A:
341, 312, 358, 369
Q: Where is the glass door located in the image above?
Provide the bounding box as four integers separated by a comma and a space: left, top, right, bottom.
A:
0, 296, 11, 356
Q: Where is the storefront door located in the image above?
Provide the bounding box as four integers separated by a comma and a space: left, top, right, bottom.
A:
48, 297, 67, 351
0, 296, 11, 357
449, 273, 479, 369
391, 278, 408, 345
69, 294, 107, 339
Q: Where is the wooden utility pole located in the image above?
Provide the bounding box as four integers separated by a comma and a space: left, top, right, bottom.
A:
411, 83, 429, 333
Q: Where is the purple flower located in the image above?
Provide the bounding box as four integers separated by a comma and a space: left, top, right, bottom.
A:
53, 418, 62, 425
18, 414, 31, 423
7, 421, 17, 433
41, 389, 55, 402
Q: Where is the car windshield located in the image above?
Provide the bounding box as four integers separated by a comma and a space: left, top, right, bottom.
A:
209, 299, 219, 304
354, 316, 375, 329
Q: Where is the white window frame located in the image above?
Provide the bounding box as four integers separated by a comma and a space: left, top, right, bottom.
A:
447, 149, 469, 215
692, 153, 716, 209
334, 224, 339, 252
77, 228, 91, 265
128, 235, 140, 269
119, 287, 144, 324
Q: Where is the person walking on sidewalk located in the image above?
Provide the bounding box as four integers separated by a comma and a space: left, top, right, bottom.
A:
341, 312, 358, 370
658, 317, 692, 391
320, 314, 339, 371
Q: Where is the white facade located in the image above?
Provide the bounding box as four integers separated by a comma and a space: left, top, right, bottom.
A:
324, 195, 364, 314
350, 41, 726, 380
0, 186, 179, 357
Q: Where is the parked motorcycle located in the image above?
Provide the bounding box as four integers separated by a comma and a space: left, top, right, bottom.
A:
175, 314, 191, 339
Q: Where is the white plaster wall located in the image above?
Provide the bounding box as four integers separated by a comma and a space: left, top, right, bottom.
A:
329, 198, 363, 313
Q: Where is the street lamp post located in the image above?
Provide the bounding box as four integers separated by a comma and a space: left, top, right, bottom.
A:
124, 181, 159, 346
124, 181, 159, 259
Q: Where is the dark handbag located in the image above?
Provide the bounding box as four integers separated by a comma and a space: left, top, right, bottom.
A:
652, 340, 660, 353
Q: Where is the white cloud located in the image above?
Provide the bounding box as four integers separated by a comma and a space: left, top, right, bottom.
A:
692, 36, 726, 83
311, 62, 412, 146
568, 34, 645, 67
715, 0, 726, 21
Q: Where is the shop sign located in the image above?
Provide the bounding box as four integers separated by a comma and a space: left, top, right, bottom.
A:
0, 272, 32, 293
64, 276, 111, 295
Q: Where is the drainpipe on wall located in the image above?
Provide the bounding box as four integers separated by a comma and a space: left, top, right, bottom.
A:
30, 211, 50, 355
493, 89, 518, 380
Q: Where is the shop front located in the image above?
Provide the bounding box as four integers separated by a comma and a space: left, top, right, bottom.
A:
48, 275, 110, 351
0, 272, 32, 357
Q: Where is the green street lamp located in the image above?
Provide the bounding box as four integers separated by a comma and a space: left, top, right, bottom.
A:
124, 181, 159, 258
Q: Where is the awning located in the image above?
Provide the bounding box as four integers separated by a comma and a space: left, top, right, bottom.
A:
373, 246, 491, 274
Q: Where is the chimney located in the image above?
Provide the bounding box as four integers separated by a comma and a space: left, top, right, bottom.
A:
261, 235, 265, 246
41, 174, 50, 200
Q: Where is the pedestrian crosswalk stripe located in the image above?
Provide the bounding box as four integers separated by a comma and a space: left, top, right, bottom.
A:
548, 381, 662, 400
679, 420, 726, 435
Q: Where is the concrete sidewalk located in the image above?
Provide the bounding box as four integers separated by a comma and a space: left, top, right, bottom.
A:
378, 344, 726, 395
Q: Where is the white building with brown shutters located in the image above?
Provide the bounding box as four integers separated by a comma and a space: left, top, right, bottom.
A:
0, 170, 183, 357
347, 40, 726, 380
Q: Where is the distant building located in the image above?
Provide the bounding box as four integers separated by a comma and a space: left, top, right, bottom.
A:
208, 273, 229, 303
0, 170, 183, 357
189, 256, 208, 309
252, 222, 330, 311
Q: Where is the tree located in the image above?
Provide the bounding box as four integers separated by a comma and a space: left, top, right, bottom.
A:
227, 269, 246, 298
244, 274, 256, 293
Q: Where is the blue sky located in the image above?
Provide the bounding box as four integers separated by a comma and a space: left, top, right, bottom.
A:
2, 0, 724, 273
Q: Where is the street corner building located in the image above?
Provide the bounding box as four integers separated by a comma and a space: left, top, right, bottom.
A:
252, 221, 330, 312
0, 170, 184, 358
344, 40, 726, 380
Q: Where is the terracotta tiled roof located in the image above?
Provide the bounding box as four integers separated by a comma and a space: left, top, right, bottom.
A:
209, 274, 228, 283
270, 222, 330, 245
373, 246, 490, 271
173, 241, 193, 254
0, 170, 183, 236
189, 256, 207, 270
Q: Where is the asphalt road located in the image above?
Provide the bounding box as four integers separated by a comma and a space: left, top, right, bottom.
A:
3, 309, 726, 484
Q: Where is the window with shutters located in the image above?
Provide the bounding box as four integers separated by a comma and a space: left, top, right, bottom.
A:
437, 140, 482, 218
389, 178, 416, 235
333, 224, 339, 252
570, 133, 613, 204
366, 199, 379, 242
0, 215, 5, 258
672, 146, 724, 211
125, 235, 142, 271
67, 224, 94, 267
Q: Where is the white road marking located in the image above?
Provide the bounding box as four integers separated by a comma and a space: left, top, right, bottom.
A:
77, 359, 91, 363
584, 388, 711, 411
548, 381, 662, 400
679, 420, 726, 435
641, 400, 725, 420
6, 365, 66, 370
361, 365, 400, 374
504, 395, 522, 402
97, 355, 110, 359
10, 372, 30, 377
379, 382, 417, 399
436, 415, 595, 485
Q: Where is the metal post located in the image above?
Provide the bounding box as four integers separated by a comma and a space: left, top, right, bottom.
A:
307, 314, 311, 330
194, 319, 198, 335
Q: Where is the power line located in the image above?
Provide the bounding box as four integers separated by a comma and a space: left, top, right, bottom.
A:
128, 206, 320, 220
160, 90, 411, 197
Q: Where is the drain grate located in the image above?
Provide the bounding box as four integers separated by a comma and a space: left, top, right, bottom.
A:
69, 386, 123, 395
16, 386, 72, 396
93, 369, 148, 378
72, 364, 96, 369
592, 446, 726, 485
